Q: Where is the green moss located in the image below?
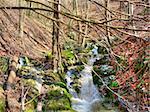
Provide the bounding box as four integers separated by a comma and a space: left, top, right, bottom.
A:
0, 100, 5, 112
61, 110, 76, 112
111, 81, 119, 87
62, 50, 75, 63
51, 72, 62, 82
0, 87, 5, 112
25, 56, 30, 66
22, 79, 36, 87
93, 75, 103, 87
43, 72, 61, 82
44, 85, 72, 111
48, 85, 71, 99
54, 82, 67, 89
80, 57, 88, 64
25, 103, 35, 112
76, 65, 84, 72
46, 97, 71, 110
0, 57, 9, 73
45, 51, 52, 59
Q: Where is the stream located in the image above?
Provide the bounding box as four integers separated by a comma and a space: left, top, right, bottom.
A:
17, 46, 119, 112
66, 45, 103, 112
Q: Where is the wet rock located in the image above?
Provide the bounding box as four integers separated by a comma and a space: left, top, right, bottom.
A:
44, 85, 72, 111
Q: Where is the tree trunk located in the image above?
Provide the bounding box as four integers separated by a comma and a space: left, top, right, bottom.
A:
18, 0, 24, 38
82, 0, 89, 48
129, 3, 137, 36
52, 0, 60, 72
105, 0, 111, 45
6, 56, 20, 112
7, 56, 18, 90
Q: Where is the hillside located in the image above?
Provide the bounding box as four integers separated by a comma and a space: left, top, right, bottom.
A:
0, 9, 52, 58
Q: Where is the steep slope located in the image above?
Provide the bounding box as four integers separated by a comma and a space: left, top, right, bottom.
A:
0, 9, 52, 59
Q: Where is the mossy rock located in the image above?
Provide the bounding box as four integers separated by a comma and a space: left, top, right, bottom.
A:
23, 79, 36, 87
76, 65, 84, 72
50, 72, 62, 82
90, 101, 117, 112
21, 79, 39, 102
0, 57, 9, 73
80, 57, 88, 64
46, 97, 71, 110
0, 86, 5, 112
43, 71, 62, 82
44, 85, 72, 111
25, 102, 35, 112
0, 100, 5, 112
47, 85, 71, 99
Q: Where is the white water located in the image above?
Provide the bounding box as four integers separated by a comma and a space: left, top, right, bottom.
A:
18, 57, 43, 93
66, 46, 102, 112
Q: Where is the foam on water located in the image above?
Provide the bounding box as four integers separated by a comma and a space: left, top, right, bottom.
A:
66, 45, 102, 112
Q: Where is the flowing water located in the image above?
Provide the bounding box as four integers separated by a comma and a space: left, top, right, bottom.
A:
66, 46, 103, 112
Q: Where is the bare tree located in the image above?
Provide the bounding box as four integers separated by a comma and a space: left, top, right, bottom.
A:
82, 0, 89, 47
6, 56, 20, 112
18, 0, 24, 38
105, 0, 111, 45
52, 0, 60, 72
